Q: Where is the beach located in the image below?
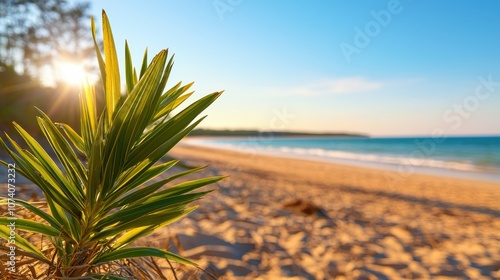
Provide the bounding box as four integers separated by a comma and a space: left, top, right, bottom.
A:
2, 142, 500, 279
153, 143, 500, 279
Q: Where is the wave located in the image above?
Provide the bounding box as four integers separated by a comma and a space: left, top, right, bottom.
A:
235, 145, 490, 173
185, 139, 498, 173
270, 146, 482, 172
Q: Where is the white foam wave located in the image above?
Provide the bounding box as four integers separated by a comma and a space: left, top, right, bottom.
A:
267, 146, 480, 172
184, 140, 490, 173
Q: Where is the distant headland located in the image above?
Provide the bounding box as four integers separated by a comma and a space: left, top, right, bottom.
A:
188, 129, 369, 138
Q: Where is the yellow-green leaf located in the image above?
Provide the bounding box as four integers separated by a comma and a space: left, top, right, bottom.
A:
102, 10, 121, 123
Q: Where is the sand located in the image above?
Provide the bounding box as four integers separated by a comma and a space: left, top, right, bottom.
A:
2, 143, 500, 279
149, 143, 500, 279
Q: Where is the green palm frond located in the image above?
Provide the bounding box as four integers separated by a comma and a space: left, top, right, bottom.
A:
0, 10, 223, 278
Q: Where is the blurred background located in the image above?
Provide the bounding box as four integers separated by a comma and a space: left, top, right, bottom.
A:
0, 0, 100, 135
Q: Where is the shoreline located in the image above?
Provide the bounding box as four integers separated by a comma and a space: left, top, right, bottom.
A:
181, 138, 500, 184
172, 144, 500, 209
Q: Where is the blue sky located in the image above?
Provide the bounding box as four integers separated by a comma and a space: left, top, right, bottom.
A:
89, 0, 500, 136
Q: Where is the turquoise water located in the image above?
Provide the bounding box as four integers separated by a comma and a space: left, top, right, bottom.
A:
187, 136, 500, 182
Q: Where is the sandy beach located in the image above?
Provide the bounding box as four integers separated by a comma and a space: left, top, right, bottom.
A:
2, 143, 500, 279
147, 143, 500, 279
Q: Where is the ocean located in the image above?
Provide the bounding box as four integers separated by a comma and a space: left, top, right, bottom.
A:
186, 136, 500, 183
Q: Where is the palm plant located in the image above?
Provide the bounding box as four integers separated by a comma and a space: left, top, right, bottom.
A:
0, 10, 223, 278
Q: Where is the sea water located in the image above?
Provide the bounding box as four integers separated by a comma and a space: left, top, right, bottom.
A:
186, 136, 500, 183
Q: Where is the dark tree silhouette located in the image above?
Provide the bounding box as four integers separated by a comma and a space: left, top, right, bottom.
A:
0, 0, 98, 134
0, 0, 94, 83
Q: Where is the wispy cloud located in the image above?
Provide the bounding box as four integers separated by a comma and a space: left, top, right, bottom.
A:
285, 77, 384, 96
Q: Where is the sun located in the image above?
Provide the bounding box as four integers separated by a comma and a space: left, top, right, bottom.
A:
56, 61, 87, 86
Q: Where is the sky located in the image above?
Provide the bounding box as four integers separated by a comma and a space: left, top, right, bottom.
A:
87, 0, 500, 137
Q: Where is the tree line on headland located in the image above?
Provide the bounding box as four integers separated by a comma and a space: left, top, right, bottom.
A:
188, 129, 368, 138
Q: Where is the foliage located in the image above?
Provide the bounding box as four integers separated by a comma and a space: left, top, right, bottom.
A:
0, 10, 223, 278
0, 0, 94, 81
0, 0, 98, 133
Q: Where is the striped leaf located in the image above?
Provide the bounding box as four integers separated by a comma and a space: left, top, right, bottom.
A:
92, 247, 196, 267
0, 10, 223, 277
102, 10, 121, 124
0, 225, 50, 263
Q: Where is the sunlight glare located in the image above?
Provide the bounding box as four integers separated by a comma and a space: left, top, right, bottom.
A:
57, 62, 87, 86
